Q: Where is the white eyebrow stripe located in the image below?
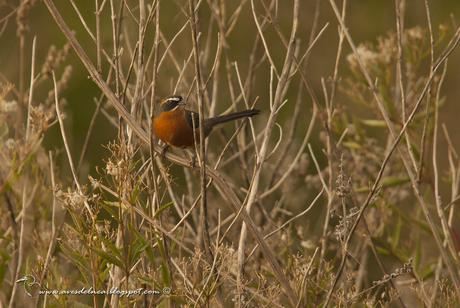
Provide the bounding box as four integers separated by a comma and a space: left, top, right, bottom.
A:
167, 97, 181, 102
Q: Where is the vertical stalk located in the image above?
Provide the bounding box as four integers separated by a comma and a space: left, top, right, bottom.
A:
189, 0, 212, 258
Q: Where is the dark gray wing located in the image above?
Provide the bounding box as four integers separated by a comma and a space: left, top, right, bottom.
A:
185, 110, 214, 136
185, 110, 200, 129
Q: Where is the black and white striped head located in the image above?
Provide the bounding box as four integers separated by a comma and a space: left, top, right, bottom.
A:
160, 95, 184, 112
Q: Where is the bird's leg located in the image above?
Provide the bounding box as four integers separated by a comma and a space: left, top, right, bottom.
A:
185, 149, 197, 168
160, 144, 170, 159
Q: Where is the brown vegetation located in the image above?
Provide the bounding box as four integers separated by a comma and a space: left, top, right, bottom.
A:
1, 0, 460, 306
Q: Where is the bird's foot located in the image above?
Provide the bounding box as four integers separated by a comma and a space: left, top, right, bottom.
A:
190, 155, 197, 168
190, 155, 196, 168
185, 149, 197, 168
160, 144, 169, 159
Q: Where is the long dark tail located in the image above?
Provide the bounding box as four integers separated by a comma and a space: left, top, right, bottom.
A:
206, 109, 260, 128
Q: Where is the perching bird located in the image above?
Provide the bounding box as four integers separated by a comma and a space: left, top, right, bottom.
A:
153, 95, 259, 148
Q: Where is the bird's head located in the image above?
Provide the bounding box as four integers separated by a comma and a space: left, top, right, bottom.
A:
160, 95, 184, 112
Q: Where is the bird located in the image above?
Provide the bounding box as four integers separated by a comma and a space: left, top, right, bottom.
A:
153, 95, 260, 149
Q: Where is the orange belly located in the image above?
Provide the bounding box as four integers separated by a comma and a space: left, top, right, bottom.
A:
153, 109, 196, 148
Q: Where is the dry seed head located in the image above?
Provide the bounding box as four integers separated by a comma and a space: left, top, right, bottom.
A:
41, 45, 58, 77
0, 99, 18, 113
0, 82, 14, 100
56, 188, 88, 209
29, 104, 55, 135
405, 26, 424, 41
336, 155, 351, 198
346, 44, 379, 70
372, 258, 413, 285
106, 159, 123, 177
5, 138, 16, 150
46, 65, 73, 104
41, 43, 72, 78
334, 206, 359, 242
